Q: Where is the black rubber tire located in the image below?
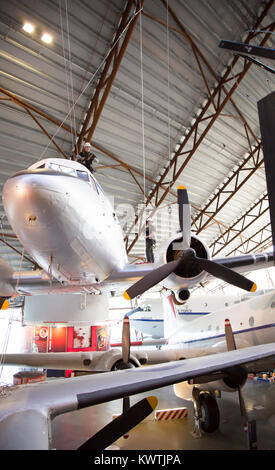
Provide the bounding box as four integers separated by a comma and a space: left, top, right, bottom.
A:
199, 393, 220, 433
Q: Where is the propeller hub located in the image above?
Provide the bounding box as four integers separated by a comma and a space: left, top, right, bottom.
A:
182, 248, 196, 261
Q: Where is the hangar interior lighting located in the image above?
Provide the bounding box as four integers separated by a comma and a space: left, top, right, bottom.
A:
41, 33, 53, 44
22, 22, 34, 34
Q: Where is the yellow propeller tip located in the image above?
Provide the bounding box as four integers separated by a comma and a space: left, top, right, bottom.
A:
1, 299, 9, 310
123, 291, 131, 301
250, 283, 257, 293
177, 185, 186, 190
146, 396, 158, 410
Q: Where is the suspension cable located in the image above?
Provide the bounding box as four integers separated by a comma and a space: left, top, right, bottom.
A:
139, 1, 146, 204
0, 248, 24, 384
65, 0, 78, 147
40, 4, 143, 159
59, 0, 75, 149
166, 0, 171, 199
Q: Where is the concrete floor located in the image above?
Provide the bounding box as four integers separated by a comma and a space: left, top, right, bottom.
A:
52, 378, 275, 451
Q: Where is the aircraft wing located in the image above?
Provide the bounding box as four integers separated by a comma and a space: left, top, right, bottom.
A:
2, 343, 275, 416
2, 343, 275, 449
1, 348, 149, 373
4, 249, 273, 297
72, 343, 275, 408
214, 251, 274, 274
7, 264, 155, 296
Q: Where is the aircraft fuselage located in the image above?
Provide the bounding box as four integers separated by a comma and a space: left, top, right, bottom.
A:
2, 159, 127, 285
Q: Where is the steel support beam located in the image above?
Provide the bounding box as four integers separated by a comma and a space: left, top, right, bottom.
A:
226, 222, 272, 256
0, 87, 72, 159
209, 192, 269, 258
0, 87, 72, 133
125, 0, 274, 254
76, 0, 143, 153
192, 142, 263, 234
90, 140, 177, 202
0, 238, 37, 268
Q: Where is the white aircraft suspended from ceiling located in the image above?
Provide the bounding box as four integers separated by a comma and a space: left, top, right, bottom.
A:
0, 140, 272, 307
0, 90, 275, 450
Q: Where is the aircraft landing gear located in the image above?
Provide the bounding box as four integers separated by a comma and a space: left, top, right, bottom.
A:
191, 386, 220, 438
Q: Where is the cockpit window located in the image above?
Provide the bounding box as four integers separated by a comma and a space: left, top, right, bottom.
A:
61, 166, 75, 176
96, 181, 104, 195
48, 162, 76, 176
49, 162, 60, 172
47, 161, 90, 183
76, 170, 89, 181
36, 164, 45, 169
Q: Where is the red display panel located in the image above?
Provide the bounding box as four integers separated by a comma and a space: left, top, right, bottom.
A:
48, 327, 67, 352
34, 326, 49, 352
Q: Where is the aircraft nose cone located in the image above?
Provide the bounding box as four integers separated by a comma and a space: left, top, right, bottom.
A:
2, 172, 68, 233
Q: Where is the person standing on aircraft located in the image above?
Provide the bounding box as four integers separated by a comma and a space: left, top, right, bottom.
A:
144, 218, 156, 263
77, 142, 99, 173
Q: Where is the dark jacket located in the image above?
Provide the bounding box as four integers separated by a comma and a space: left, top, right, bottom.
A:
78, 151, 98, 172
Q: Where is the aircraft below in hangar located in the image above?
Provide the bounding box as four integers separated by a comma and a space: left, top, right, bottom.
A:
0, 91, 275, 451
2, 288, 275, 450
125, 290, 271, 339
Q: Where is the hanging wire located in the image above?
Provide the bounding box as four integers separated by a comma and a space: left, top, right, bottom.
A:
65, 0, 78, 147
166, 0, 172, 198
59, 0, 75, 149
0, 248, 24, 384
139, 2, 146, 203
40, 4, 143, 159
59, 0, 112, 153
78, 0, 112, 96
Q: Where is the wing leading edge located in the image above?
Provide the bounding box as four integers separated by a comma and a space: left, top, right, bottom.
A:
1, 343, 275, 417
7, 250, 274, 296
1, 343, 275, 449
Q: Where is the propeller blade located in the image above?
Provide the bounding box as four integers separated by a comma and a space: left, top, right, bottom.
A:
225, 318, 237, 351
122, 315, 130, 364
123, 258, 181, 300
119, 316, 132, 414
224, 319, 257, 448
258, 91, 275, 261
196, 257, 257, 293
77, 396, 158, 450
0, 297, 9, 310
177, 185, 191, 250
224, 319, 246, 413
123, 396, 130, 414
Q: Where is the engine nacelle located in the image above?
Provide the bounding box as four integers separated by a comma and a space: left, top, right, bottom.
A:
172, 288, 190, 305
90, 349, 148, 372
174, 366, 248, 399
155, 233, 210, 291
206, 366, 248, 393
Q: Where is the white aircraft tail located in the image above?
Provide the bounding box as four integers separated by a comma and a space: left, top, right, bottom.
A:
162, 294, 183, 341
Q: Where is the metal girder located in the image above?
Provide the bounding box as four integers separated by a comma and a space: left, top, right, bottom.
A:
90, 140, 178, 202
209, 192, 269, 258
192, 142, 264, 234
219, 40, 275, 61
0, 87, 72, 133
125, 0, 274, 255
0, 87, 71, 159
0, 237, 37, 268
76, 0, 143, 153
226, 222, 272, 256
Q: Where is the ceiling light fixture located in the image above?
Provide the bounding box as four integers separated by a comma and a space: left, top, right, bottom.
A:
23, 22, 34, 34
41, 33, 52, 44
